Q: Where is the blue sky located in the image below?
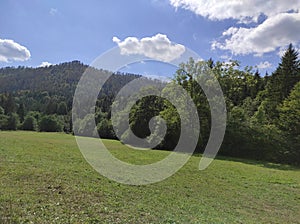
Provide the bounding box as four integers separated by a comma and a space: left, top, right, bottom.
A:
0, 0, 299, 78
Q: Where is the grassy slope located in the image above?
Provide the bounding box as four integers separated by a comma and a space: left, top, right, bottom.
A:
0, 131, 299, 223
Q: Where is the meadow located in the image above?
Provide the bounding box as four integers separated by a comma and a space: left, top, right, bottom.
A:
0, 131, 299, 223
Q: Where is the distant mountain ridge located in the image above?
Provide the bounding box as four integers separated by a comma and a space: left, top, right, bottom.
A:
0, 61, 143, 98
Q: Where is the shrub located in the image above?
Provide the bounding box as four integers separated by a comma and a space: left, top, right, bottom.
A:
22, 115, 38, 131
6, 113, 20, 130
39, 115, 63, 132
97, 119, 116, 139
0, 114, 9, 130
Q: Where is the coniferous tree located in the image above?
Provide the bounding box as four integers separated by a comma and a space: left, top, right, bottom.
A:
57, 101, 68, 115
264, 44, 300, 121
269, 44, 299, 100
277, 44, 300, 99
4, 93, 16, 114
17, 103, 25, 122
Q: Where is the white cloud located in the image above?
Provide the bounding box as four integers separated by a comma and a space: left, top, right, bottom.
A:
144, 74, 172, 83
222, 27, 239, 36
170, 0, 300, 57
39, 61, 52, 67
220, 55, 231, 60
212, 13, 300, 56
112, 36, 120, 43
169, 0, 300, 23
112, 34, 185, 62
256, 61, 272, 69
0, 39, 31, 62
50, 8, 58, 16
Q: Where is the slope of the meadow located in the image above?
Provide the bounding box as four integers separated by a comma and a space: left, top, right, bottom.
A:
0, 131, 299, 223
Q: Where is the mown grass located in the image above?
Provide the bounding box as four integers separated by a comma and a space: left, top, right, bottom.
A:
0, 131, 299, 223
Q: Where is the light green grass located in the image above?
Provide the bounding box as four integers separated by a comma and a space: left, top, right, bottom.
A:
0, 131, 299, 223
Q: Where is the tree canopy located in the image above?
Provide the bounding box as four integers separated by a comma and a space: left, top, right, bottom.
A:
0, 45, 299, 165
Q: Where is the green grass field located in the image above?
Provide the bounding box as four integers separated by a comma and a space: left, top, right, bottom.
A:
0, 131, 299, 223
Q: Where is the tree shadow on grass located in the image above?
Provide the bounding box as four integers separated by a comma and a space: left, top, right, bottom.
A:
193, 153, 300, 171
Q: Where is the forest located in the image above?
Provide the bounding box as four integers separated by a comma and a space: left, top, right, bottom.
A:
0, 44, 299, 165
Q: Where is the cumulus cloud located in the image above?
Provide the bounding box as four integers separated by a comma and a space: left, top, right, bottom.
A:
212, 13, 300, 56
169, 0, 300, 23
256, 61, 272, 69
170, 0, 300, 57
0, 39, 31, 62
112, 34, 186, 62
39, 62, 52, 67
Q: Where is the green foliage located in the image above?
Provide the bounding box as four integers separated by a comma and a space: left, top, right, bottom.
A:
263, 44, 300, 121
57, 101, 68, 115
6, 113, 20, 130
250, 101, 268, 125
129, 95, 164, 139
0, 47, 299, 165
27, 111, 42, 122
17, 103, 25, 122
39, 115, 63, 132
2, 93, 16, 114
0, 106, 4, 115
276, 44, 300, 99
73, 114, 97, 137
45, 100, 58, 114
0, 61, 145, 135
221, 122, 284, 162
229, 106, 246, 123
278, 81, 300, 135
278, 81, 300, 164
0, 114, 9, 130
211, 60, 260, 106
158, 101, 180, 150
22, 115, 38, 131
0, 61, 141, 109
97, 118, 116, 139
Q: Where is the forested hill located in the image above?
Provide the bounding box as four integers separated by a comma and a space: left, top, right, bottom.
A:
0, 60, 142, 99
0, 45, 299, 166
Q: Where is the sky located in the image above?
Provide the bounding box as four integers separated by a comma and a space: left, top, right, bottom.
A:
0, 0, 300, 78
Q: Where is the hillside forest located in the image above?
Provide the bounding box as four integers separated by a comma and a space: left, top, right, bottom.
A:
0, 44, 299, 165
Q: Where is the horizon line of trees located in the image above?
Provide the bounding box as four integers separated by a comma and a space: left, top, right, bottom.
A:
0, 44, 299, 165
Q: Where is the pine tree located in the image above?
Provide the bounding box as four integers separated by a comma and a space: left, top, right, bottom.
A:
265, 44, 300, 121
4, 93, 16, 115
274, 44, 300, 101
57, 102, 68, 115
17, 103, 25, 122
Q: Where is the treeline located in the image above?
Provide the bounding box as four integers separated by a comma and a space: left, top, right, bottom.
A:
0, 60, 141, 105
0, 45, 299, 165
0, 61, 143, 133
112, 44, 300, 165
